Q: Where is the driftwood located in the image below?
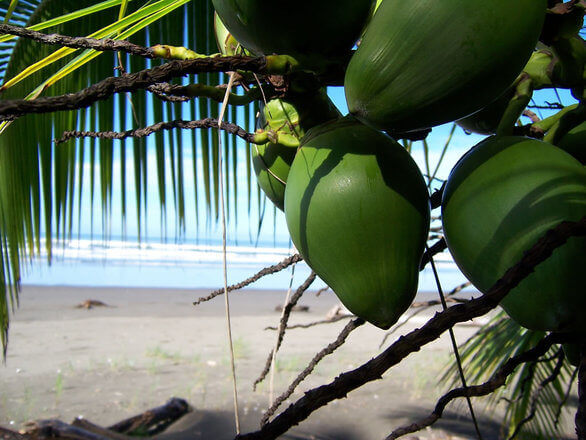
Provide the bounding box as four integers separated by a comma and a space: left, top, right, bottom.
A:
0, 398, 190, 440
74, 300, 112, 310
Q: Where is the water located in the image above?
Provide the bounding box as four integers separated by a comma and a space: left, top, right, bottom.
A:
21, 236, 474, 295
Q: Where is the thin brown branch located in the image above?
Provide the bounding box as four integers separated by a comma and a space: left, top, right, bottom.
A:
235, 217, 586, 440
411, 296, 468, 308
261, 318, 365, 425
522, 109, 540, 123
0, 24, 155, 58
382, 282, 471, 349
379, 306, 431, 349
430, 183, 445, 209
149, 83, 269, 105
420, 238, 447, 270
146, 84, 192, 103
0, 55, 272, 120
315, 286, 329, 297
193, 254, 302, 306
528, 102, 564, 110
56, 118, 263, 145
264, 314, 353, 331
253, 272, 317, 390
385, 333, 568, 440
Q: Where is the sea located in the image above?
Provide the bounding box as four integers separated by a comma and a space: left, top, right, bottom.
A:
21, 234, 474, 295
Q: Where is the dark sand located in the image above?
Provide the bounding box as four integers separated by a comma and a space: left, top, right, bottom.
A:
0, 285, 575, 439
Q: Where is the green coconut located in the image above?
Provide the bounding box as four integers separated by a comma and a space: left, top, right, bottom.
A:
284, 116, 430, 329
442, 136, 586, 333
345, 0, 547, 132
252, 90, 340, 210
456, 90, 513, 135
212, 0, 375, 66
214, 12, 246, 56
556, 120, 586, 165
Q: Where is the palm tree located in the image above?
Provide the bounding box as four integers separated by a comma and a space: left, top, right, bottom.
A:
0, 2, 583, 439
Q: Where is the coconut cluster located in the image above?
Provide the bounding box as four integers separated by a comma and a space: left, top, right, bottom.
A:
213, 0, 586, 336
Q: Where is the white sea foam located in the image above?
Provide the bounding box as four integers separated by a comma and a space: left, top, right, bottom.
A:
38, 238, 294, 268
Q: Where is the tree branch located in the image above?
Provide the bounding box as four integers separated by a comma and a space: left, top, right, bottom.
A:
0, 55, 291, 120
385, 333, 569, 440
264, 314, 353, 331
419, 238, 447, 270
0, 24, 155, 58
261, 318, 365, 425
253, 272, 317, 390
193, 254, 302, 306
150, 83, 268, 105
55, 118, 266, 145
235, 217, 586, 440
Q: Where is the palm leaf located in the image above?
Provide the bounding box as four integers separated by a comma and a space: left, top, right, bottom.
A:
442, 311, 577, 439
0, 0, 261, 353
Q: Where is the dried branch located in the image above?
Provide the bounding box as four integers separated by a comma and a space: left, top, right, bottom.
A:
146, 84, 192, 103
522, 109, 540, 123
56, 118, 264, 145
380, 283, 472, 348
149, 83, 268, 105
419, 238, 447, 270
264, 314, 353, 331
236, 217, 586, 440
261, 318, 365, 425
12, 398, 190, 440
0, 55, 283, 120
70, 420, 131, 440
108, 397, 190, 435
193, 254, 302, 306
23, 419, 115, 440
315, 286, 329, 297
0, 427, 28, 440
0, 24, 155, 58
507, 348, 565, 440
411, 296, 468, 308
253, 272, 317, 390
430, 183, 445, 209
385, 333, 569, 440
528, 103, 564, 110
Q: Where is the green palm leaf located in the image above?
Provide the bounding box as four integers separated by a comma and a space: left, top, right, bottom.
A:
442, 312, 577, 439
0, 0, 259, 353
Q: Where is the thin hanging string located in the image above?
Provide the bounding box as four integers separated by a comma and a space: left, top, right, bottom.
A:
269, 252, 296, 405
426, 243, 484, 440
218, 71, 241, 434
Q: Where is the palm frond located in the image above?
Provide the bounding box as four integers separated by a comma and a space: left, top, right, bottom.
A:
0, 0, 261, 353
442, 311, 577, 439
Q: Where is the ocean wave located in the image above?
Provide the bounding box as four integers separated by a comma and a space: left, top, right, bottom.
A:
37, 238, 295, 268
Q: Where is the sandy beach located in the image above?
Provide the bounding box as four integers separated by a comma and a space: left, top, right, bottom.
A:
0, 285, 575, 439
